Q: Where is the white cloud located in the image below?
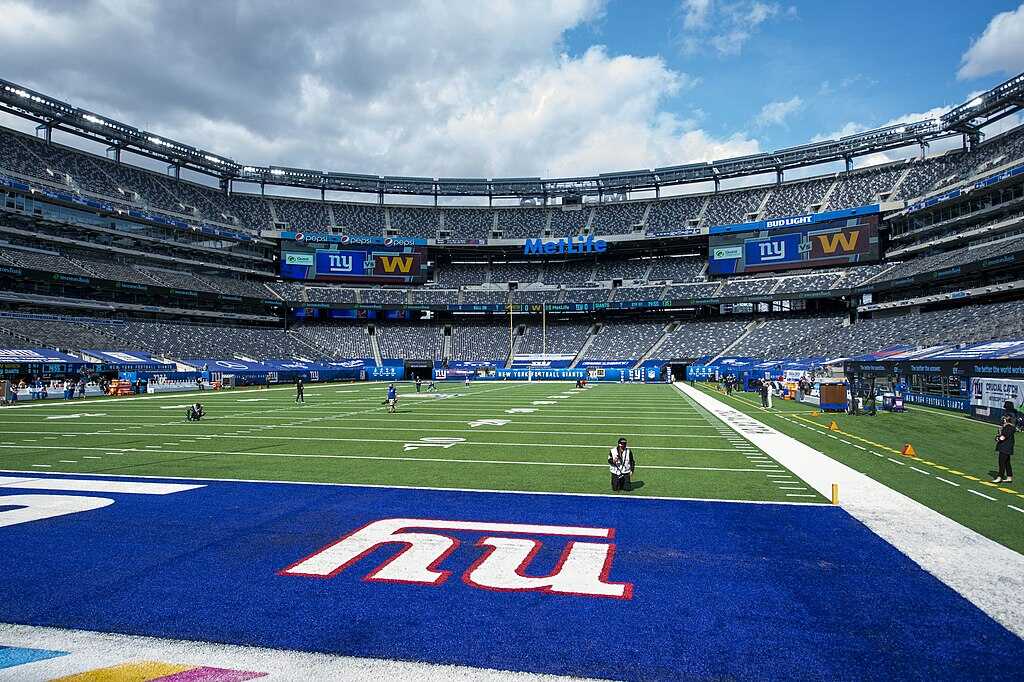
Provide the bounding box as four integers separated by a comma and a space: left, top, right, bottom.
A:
813, 106, 953, 145
0, 0, 762, 181
746, 2, 779, 25
958, 3, 1024, 80
811, 103, 1020, 168
755, 95, 803, 127
680, 1, 790, 56
709, 30, 750, 56
681, 0, 712, 29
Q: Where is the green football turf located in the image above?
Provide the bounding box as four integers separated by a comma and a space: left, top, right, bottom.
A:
0, 381, 824, 503
694, 383, 1024, 554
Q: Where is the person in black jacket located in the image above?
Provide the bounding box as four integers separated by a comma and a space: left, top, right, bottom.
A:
1004, 401, 1022, 431
993, 414, 1016, 484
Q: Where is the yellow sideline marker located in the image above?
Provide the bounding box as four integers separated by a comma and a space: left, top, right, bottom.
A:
828, 420, 840, 432
901, 443, 917, 458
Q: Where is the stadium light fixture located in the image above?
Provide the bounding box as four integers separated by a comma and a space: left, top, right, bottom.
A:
83, 114, 105, 125
968, 97, 984, 108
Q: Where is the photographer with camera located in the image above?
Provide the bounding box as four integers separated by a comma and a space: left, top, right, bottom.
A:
608, 437, 636, 492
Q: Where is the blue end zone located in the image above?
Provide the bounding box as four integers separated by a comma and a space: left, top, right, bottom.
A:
0, 473, 1020, 680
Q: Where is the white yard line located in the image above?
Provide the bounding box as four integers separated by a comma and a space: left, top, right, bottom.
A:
0, 421, 723, 437
0, 433, 735, 453
0, 469, 824, 506
676, 381, 1024, 639
0, 444, 765, 471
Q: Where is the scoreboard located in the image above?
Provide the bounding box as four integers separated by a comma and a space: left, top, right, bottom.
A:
279, 243, 428, 284
708, 214, 880, 275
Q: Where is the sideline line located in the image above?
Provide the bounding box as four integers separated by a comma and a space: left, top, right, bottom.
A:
702, 386, 1024, 502
677, 381, 1024, 640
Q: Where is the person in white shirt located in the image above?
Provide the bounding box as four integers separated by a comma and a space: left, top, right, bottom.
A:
608, 437, 636, 492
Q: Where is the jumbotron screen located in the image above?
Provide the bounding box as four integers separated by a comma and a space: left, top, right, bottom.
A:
279, 243, 428, 284
708, 214, 881, 275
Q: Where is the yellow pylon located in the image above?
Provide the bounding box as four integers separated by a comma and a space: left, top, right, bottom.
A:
901, 443, 917, 458
811, 410, 820, 417
829, 420, 840, 432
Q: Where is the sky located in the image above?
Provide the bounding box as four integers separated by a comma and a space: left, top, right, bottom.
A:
1, 0, 1023, 186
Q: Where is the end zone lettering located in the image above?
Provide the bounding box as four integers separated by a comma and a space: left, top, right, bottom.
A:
524, 236, 608, 257
280, 517, 632, 599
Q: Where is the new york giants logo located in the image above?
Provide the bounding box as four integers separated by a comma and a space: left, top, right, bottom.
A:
279, 518, 633, 599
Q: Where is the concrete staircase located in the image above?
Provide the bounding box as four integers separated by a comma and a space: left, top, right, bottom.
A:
370, 327, 384, 365
569, 323, 602, 368
707, 319, 761, 364
634, 321, 676, 367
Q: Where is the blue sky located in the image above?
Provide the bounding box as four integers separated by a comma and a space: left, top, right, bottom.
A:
565, 0, 1024, 151
0, 0, 1022, 185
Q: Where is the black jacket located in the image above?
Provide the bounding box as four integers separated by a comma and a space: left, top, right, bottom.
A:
997, 423, 1015, 455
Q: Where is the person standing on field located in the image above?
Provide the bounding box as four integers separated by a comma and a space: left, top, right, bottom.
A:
993, 413, 1015, 484
386, 383, 398, 413
295, 377, 305, 404
608, 437, 636, 492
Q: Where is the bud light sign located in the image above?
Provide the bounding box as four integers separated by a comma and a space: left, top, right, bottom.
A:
708, 213, 879, 275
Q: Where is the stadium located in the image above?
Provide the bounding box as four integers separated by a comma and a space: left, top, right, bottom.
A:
3, 3, 1024, 679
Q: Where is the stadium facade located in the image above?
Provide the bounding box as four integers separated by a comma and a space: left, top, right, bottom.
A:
0, 73, 1023, 402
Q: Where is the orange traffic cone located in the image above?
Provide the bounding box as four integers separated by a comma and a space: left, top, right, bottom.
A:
829, 421, 840, 432
901, 443, 917, 457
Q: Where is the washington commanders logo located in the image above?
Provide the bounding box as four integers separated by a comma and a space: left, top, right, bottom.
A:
279, 518, 633, 599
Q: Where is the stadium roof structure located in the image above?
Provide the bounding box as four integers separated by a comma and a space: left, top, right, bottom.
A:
1, 72, 1023, 199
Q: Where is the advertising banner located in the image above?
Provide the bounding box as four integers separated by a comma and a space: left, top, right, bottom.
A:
709, 214, 880, 275
280, 243, 427, 285
0, 348, 84, 364
971, 377, 1024, 414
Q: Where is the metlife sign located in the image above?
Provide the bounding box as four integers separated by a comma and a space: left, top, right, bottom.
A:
523, 236, 607, 257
